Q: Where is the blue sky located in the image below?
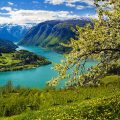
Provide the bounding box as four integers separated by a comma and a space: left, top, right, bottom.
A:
0, 0, 97, 25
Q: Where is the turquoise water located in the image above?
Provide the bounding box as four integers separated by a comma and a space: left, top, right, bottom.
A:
0, 46, 97, 89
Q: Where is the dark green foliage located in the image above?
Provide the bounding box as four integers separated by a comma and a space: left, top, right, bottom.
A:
108, 61, 120, 75
0, 39, 18, 53
14, 50, 50, 65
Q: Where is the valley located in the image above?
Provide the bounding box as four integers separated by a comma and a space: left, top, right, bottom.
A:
0, 0, 119, 119
0, 19, 97, 88
0, 45, 97, 88
19, 19, 92, 53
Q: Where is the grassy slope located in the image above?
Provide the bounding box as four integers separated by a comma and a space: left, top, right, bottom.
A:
0, 75, 120, 120
0, 50, 51, 72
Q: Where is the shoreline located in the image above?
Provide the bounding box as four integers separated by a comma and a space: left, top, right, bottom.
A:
0, 62, 51, 72
0, 50, 51, 72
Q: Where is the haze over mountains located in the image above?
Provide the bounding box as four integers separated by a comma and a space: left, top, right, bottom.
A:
0, 24, 32, 42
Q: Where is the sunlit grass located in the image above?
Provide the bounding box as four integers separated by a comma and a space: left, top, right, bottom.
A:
0, 75, 119, 120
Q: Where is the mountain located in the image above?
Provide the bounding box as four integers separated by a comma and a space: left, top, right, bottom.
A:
0, 39, 18, 54
19, 19, 92, 53
0, 24, 32, 42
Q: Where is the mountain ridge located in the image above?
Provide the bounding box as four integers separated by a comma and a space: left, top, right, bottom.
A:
0, 24, 33, 42
19, 19, 92, 53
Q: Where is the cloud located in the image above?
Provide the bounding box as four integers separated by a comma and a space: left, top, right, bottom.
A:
45, 0, 94, 6
45, 0, 65, 5
76, 5, 86, 10
66, 3, 76, 8
32, 1, 39, 4
8, 2, 14, 6
75, 4, 93, 10
1, 7, 12, 12
84, 14, 98, 19
0, 8, 80, 25
45, 0, 95, 10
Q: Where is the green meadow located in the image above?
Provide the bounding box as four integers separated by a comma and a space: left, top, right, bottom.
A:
0, 75, 119, 120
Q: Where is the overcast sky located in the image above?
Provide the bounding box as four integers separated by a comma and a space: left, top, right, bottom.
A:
0, 0, 97, 25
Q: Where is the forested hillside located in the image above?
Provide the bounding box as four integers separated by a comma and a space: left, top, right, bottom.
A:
0, 50, 51, 72
19, 19, 92, 53
0, 39, 18, 54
